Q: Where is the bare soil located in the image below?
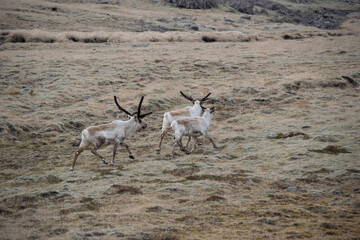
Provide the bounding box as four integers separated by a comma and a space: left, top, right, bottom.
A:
0, 0, 359, 239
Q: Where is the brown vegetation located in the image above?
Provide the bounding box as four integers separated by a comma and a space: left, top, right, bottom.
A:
0, 0, 359, 239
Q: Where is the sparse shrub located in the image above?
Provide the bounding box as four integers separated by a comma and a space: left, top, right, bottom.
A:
82, 36, 108, 43
8, 33, 26, 43
206, 195, 226, 201
270, 132, 310, 140
163, 165, 200, 176
309, 145, 351, 155
202, 36, 217, 42
168, 0, 217, 9
110, 185, 142, 195
186, 174, 248, 184
0, 207, 13, 216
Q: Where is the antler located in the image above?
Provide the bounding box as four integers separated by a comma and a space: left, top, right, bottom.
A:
137, 96, 144, 117
114, 96, 132, 116
140, 112, 153, 118
200, 93, 211, 103
180, 91, 195, 102
137, 96, 152, 119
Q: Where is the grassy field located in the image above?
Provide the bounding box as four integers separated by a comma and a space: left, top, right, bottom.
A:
1, 0, 360, 239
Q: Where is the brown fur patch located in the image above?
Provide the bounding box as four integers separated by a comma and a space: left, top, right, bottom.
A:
176, 118, 199, 128
87, 124, 113, 135
170, 108, 190, 117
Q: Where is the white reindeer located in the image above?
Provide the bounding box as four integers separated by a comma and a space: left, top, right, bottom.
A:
71, 96, 152, 171
157, 91, 211, 154
170, 107, 217, 159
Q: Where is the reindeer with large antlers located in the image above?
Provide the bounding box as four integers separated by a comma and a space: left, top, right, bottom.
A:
156, 91, 211, 154
71, 96, 152, 171
170, 107, 217, 159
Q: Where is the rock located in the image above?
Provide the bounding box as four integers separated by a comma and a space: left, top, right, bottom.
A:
229, 0, 254, 14
241, 15, 251, 20
342, 76, 358, 87
267, 132, 278, 139
314, 135, 339, 143
285, 186, 298, 192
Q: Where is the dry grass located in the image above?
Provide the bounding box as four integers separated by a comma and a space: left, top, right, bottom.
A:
0, 0, 359, 239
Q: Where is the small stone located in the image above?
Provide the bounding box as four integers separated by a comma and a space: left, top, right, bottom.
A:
285, 186, 298, 192
267, 132, 278, 139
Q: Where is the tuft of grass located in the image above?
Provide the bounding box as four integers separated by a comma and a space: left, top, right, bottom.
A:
110, 185, 142, 195
163, 165, 200, 176
186, 174, 248, 184
0, 207, 13, 216
205, 195, 226, 202
309, 145, 351, 155
46, 175, 63, 184
60, 201, 101, 215
273, 132, 310, 140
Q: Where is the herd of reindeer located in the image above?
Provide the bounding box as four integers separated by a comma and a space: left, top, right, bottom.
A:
71, 92, 218, 170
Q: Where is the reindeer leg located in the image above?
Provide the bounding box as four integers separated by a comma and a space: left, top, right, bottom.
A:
91, 146, 108, 165
157, 129, 168, 154
111, 142, 119, 166
170, 140, 178, 159
71, 147, 85, 171
184, 136, 191, 149
187, 137, 198, 154
121, 142, 134, 159
204, 133, 218, 149
178, 138, 188, 153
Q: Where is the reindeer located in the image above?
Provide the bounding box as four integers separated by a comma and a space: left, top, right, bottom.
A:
71, 96, 152, 171
156, 91, 211, 154
170, 107, 217, 159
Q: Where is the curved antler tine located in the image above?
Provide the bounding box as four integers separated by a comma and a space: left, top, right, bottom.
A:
200, 93, 211, 102
137, 96, 144, 117
114, 96, 132, 116
140, 112, 153, 118
180, 91, 194, 102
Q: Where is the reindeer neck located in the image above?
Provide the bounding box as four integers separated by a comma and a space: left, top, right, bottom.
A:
121, 118, 139, 137
202, 112, 212, 123
190, 102, 202, 115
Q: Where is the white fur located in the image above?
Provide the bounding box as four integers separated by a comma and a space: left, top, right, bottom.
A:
71, 116, 147, 170
170, 108, 217, 159
157, 100, 203, 153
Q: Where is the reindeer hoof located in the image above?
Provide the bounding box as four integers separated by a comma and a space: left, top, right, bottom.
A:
110, 162, 114, 166
129, 155, 135, 159
156, 149, 161, 154
214, 145, 218, 149
70, 168, 74, 171
103, 160, 108, 165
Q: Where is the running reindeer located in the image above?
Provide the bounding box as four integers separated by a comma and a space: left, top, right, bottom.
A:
157, 91, 211, 154
71, 96, 152, 171
170, 107, 217, 159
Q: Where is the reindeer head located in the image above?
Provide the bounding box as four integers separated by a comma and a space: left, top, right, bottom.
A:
204, 107, 215, 115
114, 96, 152, 129
180, 91, 211, 110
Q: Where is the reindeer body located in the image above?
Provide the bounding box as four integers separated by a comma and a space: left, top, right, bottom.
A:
170, 108, 217, 159
79, 118, 145, 150
157, 92, 211, 154
71, 96, 152, 171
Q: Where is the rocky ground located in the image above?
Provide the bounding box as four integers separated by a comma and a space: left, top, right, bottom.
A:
0, 0, 360, 239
